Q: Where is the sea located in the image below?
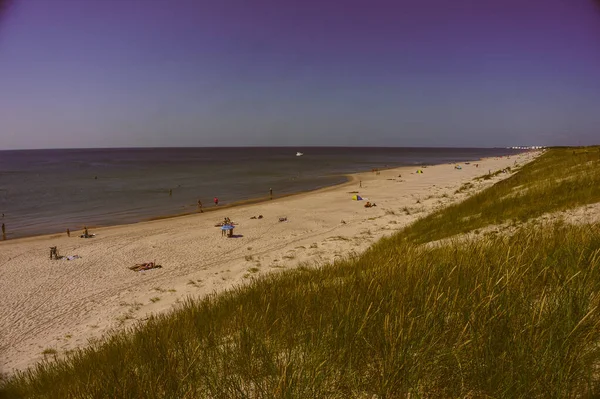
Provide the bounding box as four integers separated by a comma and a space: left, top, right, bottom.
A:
0, 147, 523, 239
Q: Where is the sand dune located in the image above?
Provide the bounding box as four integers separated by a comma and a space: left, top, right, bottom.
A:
0, 152, 539, 374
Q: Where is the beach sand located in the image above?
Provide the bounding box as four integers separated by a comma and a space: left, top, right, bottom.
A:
0, 152, 540, 374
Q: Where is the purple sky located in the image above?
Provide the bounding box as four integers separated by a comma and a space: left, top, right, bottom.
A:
1, 0, 599, 149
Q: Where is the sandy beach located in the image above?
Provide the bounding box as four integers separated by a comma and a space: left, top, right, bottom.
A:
0, 151, 539, 375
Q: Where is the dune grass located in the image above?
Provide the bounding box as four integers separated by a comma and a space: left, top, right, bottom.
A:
3, 223, 600, 398
1, 147, 600, 398
402, 147, 600, 244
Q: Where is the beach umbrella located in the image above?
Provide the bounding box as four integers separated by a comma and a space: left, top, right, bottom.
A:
221, 224, 234, 230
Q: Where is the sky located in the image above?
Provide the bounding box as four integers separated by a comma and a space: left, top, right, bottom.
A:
0, 0, 599, 149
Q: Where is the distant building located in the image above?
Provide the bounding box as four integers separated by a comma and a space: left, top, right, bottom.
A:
508, 146, 546, 150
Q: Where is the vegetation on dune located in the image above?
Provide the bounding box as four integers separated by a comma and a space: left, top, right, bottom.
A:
1, 147, 600, 398
402, 147, 600, 244
3, 223, 600, 398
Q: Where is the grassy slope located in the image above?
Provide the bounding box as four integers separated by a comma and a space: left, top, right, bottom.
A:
2, 148, 600, 398
401, 147, 600, 244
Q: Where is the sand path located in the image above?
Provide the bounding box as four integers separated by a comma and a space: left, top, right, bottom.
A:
0, 151, 539, 374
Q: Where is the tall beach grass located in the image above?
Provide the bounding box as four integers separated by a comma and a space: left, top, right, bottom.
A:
402, 147, 600, 244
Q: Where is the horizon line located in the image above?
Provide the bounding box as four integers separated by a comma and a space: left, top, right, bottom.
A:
0, 145, 548, 152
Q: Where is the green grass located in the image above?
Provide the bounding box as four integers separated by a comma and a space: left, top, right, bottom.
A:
454, 181, 474, 194
402, 147, 600, 244
3, 223, 600, 398
2, 147, 600, 398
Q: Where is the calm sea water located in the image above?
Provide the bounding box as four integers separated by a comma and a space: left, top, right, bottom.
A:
0, 147, 522, 239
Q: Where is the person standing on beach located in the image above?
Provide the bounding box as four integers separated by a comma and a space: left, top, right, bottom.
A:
270, 188, 273, 200
359, 180, 362, 188
67, 228, 70, 237
169, 189, 173, 197
198, 199, 203, 213
1, 223, 5, 238
214, 197, 219, 206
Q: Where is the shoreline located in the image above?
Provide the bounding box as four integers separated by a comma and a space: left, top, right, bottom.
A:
0, 151, 540, 374
0, 174, 356, 243
1, 154, 507, 243
149, 174, 358, 221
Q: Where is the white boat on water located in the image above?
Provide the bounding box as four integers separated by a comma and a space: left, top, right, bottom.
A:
296, 152, 304, 157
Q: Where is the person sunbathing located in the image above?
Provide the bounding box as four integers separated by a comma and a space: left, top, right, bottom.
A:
129, 262, 162, 272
